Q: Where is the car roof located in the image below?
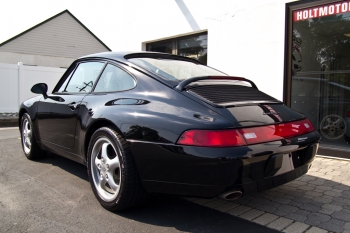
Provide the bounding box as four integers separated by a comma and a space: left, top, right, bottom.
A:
80, 51, 203, 64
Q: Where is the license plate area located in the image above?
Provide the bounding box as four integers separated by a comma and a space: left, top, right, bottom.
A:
274, 153, 295, 176
264, 153, 295, 177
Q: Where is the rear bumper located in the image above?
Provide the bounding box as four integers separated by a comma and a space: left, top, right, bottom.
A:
129, 131, 320, 198
241, 162, 310, 194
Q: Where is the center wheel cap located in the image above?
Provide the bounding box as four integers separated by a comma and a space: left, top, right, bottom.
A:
101, 162, 107, 176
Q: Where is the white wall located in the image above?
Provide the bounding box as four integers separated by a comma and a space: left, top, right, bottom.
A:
0, 63, 18, 113
0, 62, 66, 112
205, 0, 297, 101
97, 0, 298, 101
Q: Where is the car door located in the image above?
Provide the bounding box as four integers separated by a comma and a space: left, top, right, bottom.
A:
37, 61, 106, 150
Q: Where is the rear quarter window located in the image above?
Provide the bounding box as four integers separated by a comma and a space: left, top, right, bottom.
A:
94, 64, 136, 92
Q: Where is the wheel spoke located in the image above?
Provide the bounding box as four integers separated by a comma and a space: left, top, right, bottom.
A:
334, 119, 340, 125
27, 128, 32, 140
95, 156, 101, 170
101, 143, 109, 162
25, 137, 31, 148
109, 157, 120, 171
107, 172, 119, 192
100, 176, 107, 189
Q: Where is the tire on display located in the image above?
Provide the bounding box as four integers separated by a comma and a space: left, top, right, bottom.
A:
20, 113, 46, 160
320, 114, 347, 140
87, 127, 147, 211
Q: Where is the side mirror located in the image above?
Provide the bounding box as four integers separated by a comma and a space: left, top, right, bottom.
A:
31, 83, 48, 99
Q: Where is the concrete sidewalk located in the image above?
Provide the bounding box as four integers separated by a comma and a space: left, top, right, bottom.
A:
185, 156, 350, 233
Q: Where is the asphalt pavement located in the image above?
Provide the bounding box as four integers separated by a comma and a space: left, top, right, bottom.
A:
1, 128, 349, 232
0, 128, 277, 233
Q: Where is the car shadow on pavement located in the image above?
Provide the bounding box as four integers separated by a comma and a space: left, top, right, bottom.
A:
35, 152, 277, 233
118, 195, 278, 233
37, 152, 89, 181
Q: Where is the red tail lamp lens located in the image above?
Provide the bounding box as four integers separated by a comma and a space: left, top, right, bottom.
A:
346, 111, 350, 117
177, 119, 314, 147
238, 119, 314, 145
177, 129, 246, 147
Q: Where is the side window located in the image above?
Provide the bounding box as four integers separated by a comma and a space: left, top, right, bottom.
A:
60, 62, 105, 93
94, 64, 136, 92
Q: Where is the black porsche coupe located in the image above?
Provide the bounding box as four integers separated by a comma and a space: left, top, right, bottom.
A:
19, 52, 320, 210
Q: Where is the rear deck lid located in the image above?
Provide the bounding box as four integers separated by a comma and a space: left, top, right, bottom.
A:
176, 76, 281, 107
177, 76, 305, 127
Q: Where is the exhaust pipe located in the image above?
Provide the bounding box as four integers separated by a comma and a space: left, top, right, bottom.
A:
219, 190, 243, 201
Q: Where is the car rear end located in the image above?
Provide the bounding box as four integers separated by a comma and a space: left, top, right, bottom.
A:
175, 78, 319, 199
125, 54, 320, 199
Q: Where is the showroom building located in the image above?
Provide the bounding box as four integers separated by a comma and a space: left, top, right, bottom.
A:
1, 0, 348, 158
139, 0, 350, 158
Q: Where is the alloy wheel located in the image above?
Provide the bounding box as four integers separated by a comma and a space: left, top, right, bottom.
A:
22, 118, 32, 154
320, 114, 346, 140
91, 137, 121, 202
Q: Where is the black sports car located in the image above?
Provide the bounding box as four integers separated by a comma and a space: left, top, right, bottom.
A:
19, 52, 320, 211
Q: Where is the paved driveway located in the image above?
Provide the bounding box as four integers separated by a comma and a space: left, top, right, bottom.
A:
1, 128, 349, 232
0, 128, 276, 233
186, 157, 350, 233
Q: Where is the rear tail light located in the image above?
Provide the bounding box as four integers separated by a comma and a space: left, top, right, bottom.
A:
346, 110, 350, 117
177, 119, 314, 147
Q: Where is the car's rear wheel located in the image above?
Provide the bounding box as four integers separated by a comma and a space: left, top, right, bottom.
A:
20, 113, 46, 160
320, 114, 346, 140
87, 127, 148, 211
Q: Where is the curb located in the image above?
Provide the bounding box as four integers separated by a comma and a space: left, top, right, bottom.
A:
0, 118, 18, 127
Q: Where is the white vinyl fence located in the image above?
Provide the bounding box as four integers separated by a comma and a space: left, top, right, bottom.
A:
0, 62, 66, 113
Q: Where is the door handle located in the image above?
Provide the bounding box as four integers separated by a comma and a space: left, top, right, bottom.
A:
68, 102, 79, 110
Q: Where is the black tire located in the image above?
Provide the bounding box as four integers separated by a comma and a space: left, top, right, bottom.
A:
87, 127, 148, 211
20, 113, 46, 160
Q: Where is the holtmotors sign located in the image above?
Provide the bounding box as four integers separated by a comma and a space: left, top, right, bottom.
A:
293, 1, 350, 21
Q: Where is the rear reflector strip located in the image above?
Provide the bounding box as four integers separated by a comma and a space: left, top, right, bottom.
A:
177, 119, 314, 147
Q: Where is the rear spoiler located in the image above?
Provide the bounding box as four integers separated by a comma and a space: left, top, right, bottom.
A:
175, 76, 258, 91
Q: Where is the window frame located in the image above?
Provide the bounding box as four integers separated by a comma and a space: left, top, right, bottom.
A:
284, 0, 350, 159
53, 60, 107, 94
284, 0, 338, 106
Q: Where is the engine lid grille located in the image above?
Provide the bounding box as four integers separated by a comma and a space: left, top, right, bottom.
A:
187, 85, 280, 107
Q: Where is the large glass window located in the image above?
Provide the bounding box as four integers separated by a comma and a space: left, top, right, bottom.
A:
146, 32, 208, 65
290, 1, 350, 151
147, 40, 173, 54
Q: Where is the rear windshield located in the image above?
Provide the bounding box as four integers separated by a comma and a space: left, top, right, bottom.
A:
128, 58, 226, 81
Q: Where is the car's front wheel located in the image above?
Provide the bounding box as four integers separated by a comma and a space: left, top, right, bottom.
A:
87, 127, 147, 211
20, 113, 46, 160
